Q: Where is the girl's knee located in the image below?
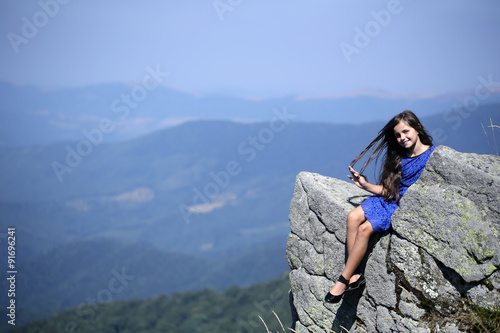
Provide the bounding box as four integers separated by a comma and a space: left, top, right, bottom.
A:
357, 222, 374, 236
347, 208, 365, 233
347, 210, 356, 221
347, 207, 365, 223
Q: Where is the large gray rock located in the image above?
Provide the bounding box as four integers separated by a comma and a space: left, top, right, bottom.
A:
286, 146, 500, 333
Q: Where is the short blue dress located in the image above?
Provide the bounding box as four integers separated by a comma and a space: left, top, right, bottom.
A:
361, 146, 435, 232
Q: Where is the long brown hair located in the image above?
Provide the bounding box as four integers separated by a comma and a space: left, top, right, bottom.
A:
350, 110, 433, 202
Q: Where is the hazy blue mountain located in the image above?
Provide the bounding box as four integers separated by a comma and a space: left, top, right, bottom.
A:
0, 105, 498, 258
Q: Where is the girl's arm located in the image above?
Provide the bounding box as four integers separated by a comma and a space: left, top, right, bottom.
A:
348, 166, 386, 196
360, 182, 385, 196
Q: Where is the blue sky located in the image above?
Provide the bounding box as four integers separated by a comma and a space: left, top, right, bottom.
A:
1, 0, 499, 98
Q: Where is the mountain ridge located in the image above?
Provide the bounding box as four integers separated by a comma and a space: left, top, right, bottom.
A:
2, 80, 499, 146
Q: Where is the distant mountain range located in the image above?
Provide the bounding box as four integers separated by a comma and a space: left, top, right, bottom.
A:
0, 87, 498, 328
0, 106, 498, 258
1, 80, 499, 146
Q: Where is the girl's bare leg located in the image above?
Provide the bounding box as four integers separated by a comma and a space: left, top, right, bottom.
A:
328, 220, 374, 296
346, 206, 367, 284
346, 206, 366, 255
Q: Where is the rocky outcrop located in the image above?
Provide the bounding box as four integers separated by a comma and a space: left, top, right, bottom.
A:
286, 146, 500, 333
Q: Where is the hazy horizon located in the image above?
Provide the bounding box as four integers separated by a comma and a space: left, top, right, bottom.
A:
1, 1, 499, 99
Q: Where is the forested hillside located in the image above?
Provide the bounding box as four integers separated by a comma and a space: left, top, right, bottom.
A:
0, 239, 288, 330
13, 272, 292, 333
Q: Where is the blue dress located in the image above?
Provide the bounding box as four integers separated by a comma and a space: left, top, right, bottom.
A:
361, 146, 435, 232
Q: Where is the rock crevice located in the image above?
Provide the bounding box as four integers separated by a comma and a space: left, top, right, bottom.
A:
286, 146, 500, 333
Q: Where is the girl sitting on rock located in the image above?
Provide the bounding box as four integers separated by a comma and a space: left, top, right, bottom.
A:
325, 110, 435, 303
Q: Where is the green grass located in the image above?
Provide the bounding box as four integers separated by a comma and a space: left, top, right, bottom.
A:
469, 305, 500, 332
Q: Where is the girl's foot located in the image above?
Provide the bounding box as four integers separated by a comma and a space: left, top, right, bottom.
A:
349, 273, 361, 285
346, 273, 365, 292
329, 281, 346, 296
324, 274, 349, 303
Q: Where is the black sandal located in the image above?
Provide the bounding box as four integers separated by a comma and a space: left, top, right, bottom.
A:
346, 273, 365, 292
324, 274, 349, 303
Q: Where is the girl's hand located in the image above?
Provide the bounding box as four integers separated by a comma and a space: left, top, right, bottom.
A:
348, 166, 367, 189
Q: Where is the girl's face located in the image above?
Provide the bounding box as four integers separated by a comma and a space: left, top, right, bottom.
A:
393, 120, 421, 150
